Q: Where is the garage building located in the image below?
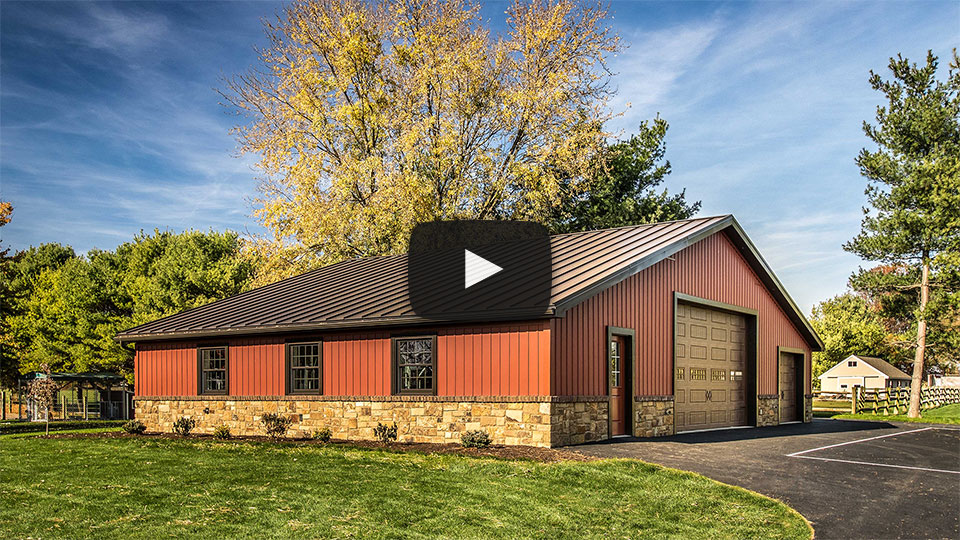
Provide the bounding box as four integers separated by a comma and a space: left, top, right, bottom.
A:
119, 215, 822, 447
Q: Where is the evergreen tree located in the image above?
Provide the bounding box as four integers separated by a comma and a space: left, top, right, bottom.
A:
844, 50, 960, 417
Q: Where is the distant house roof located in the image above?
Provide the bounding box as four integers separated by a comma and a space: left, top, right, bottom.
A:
819, 355, 911, 380
853, 356, 912, 380
117, 215, 822, 350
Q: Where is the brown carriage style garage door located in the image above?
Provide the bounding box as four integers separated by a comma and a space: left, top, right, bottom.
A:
675, 303, 747, 431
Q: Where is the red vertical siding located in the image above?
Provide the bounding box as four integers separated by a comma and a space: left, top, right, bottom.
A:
228, 337, 285, 396
135, 341, 198, 396
134, 321, 551, 397
551, 231, 812, 397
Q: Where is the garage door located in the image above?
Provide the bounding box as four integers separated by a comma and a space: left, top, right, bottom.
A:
675, 303, 747, 431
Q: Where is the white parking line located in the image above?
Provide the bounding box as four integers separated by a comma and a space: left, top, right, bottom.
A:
786, 426, 960, 475
792, 455, 960, 475
786, 427, 934, 457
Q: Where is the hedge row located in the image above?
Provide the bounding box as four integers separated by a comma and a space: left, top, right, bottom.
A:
0, 420, 126, 435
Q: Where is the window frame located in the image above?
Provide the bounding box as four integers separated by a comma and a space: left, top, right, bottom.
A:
286, 341, 322, 395
197, 345, 229, 395
848, 360, 857, 367
391, 335, 438, 396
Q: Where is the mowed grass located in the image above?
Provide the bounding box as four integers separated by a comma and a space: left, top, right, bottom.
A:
0, 436, 811, 539
824, 402, 960, 425
812, 399, 851, 411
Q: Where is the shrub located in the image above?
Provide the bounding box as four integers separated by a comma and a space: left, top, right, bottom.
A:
122, 420, 146, 435
460, 429, 492, 448
373, 422, 398, 444
172, 417, 196, 436
213, 425, 231, 440
311, 427, 332, 443
261, 413, 293, 439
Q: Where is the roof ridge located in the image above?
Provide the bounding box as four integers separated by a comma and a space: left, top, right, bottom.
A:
548, 215, 730, 239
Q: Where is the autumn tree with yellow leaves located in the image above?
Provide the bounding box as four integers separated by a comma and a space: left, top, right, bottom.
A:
223, 0, 621, 284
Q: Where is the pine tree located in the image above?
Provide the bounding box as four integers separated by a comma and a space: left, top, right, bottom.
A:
844, 50, 960, 418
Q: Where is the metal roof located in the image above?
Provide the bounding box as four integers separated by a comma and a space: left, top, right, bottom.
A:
117, 215, 822, 349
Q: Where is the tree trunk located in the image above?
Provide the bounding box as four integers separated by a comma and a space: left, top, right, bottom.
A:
907, 255, 930, 418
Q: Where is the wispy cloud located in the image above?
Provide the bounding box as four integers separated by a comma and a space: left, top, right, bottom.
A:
1, 0, 957, 311
608, 20, 721, 123
1, 1, 268, 253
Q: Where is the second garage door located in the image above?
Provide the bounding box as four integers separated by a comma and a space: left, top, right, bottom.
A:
675, 303, 748, 432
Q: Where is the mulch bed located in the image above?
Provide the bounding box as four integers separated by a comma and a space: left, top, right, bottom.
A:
37, 431, 595, 463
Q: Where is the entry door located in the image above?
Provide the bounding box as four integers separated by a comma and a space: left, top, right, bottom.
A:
779, 352, 800, 422
609, 335, 629, 436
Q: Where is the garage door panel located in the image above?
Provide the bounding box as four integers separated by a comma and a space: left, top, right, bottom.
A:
711, 328, 727, 342
690, 324, 708, 339
676, 302, 748, 432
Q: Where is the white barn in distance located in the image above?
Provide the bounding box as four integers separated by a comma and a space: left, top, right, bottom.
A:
819, 355, 911, 393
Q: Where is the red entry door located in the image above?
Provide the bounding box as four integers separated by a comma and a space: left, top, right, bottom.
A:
610, 335, 628, 436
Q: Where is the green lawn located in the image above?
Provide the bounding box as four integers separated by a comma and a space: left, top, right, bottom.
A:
0, 436, 811, 539
822, 402, 960, 425
812, 399, 851, 411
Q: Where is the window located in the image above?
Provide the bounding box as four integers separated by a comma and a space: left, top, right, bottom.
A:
840, 384, 848, 389
711, 369, 726, 382
730, 370, 743, 381
199, 347, 227, 394
676, 367, 685, 380
394, 336, 436, 394
288, 342, 321, 394
848, 360, 857, 367
690, 368, 707, 381
609, 339, 621, 387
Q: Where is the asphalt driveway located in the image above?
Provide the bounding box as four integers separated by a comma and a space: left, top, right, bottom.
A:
578, 419, 960, 540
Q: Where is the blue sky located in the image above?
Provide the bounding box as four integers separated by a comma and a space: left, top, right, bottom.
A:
1, 1, 957, 314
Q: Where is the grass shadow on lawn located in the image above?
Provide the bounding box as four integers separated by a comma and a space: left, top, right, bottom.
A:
0, 435, 813, 539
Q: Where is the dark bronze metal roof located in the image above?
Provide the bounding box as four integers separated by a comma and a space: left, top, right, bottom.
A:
117, 215, 822, 349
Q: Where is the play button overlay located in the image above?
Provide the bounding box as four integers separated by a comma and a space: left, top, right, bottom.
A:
464, 250, 502, 289
408, 220, 551, 320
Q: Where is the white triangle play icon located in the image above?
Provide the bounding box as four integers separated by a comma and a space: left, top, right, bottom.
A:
464, 249, 503, 289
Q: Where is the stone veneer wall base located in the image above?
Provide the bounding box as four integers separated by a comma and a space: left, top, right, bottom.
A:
635, 396, 675, 437
137, 397, 609, 448
757, 395, 779, 427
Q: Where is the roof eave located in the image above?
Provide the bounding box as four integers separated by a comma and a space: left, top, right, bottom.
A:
117, 307, 557, 344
